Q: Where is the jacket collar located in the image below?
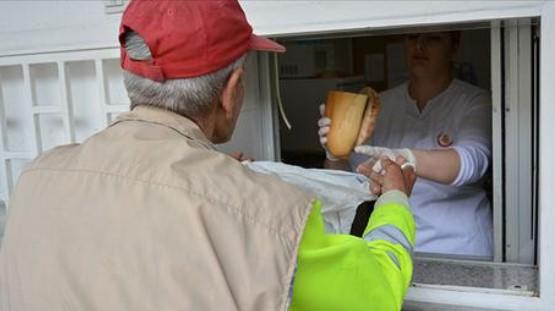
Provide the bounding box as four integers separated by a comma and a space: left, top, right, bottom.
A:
112, 106, 215, 150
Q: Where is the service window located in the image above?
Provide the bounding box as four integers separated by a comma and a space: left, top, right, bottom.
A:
274, 18, 539, 295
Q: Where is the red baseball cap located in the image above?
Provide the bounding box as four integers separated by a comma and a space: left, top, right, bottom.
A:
119, 0, 285, 82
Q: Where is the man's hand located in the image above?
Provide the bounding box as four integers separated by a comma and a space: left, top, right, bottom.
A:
357, 155, 416, 196
229, 151, 254, 162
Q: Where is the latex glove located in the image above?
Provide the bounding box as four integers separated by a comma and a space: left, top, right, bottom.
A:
354, 145, 416, 174
318, 104, 339, 161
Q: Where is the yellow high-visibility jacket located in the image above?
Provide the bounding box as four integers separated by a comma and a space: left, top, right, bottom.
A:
291, 190, 415, 311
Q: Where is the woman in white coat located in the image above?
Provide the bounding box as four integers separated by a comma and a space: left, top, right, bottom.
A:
319, 32, 493, 258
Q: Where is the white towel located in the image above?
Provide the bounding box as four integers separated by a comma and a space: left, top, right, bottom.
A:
245, 161, 376, 234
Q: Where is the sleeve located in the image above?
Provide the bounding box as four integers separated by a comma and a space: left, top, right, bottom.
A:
451, 91, 492, 186
289, 190, 415, 311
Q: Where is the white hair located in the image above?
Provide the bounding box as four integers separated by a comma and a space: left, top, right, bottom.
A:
122, 31, 247, 117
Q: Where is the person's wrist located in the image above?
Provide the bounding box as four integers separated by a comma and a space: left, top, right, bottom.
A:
382, 184, 407, 196
376, 190, 410, 208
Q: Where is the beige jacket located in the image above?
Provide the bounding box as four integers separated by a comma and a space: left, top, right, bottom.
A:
0, 106, 314, 311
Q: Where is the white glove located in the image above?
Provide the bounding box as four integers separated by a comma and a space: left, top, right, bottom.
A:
318, 104, 339, 161
354, 145, 416, 173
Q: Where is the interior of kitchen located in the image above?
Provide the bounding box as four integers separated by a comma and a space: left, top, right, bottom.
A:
277, 28, 491, 168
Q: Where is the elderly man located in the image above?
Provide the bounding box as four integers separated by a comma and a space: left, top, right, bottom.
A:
0, 1, 416, 310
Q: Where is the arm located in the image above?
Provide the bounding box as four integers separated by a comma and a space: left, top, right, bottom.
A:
411, 149, 460, 184
363, 190, 415, 297
290, 161, 416, 311
289, 194, 414, 311
356, 93, 491, 186
413, 92, 491, 185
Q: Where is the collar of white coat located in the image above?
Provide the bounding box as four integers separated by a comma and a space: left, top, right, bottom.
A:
111, 105, 216, 150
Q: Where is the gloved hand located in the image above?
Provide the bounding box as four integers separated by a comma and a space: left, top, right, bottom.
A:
354, 145, 417, 174
318, 104, 339, 161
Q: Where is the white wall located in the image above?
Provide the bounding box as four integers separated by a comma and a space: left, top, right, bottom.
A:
0, 1, 544, 56
0, 1, 120, 55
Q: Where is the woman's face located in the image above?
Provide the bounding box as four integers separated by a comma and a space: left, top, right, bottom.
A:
405, 32, 457, 79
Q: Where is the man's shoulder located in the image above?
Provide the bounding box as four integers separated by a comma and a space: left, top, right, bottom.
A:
19, 123, 314, 211
220, 159, 315, 204
22, 143, 82, 173
157, 150, 314, 213
171, 156, 315, 234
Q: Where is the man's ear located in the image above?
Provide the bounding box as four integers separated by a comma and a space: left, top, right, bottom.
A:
220, 67, 244, 118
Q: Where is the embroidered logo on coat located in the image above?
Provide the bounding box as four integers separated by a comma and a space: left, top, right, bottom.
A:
436, 132, 454, 147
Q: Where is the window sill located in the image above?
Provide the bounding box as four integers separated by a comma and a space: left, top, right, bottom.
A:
412, 256, 538, 296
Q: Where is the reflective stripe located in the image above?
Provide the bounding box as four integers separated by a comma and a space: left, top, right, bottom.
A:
364, 224, 414, 255
386, 251, 401, 269
365, 225, 413, 270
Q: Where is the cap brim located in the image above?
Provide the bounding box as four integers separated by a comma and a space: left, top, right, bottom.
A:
249, 34, 286, 53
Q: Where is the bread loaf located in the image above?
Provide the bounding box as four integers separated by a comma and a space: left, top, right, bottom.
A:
356, 87, 381, 146
325, 87, 381, 159
325, 91, 368, 159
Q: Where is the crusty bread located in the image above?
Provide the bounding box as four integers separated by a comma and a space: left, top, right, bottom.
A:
325, 87, 381, 159
325, 91, 368, 159
356, 87, 381, 146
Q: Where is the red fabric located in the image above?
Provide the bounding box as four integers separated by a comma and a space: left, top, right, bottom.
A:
119, 0, 285, 82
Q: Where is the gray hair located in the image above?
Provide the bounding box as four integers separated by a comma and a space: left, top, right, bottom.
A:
122, 31, 247, 117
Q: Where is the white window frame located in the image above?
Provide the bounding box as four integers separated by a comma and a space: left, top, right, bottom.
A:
502, 19, 537, 264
